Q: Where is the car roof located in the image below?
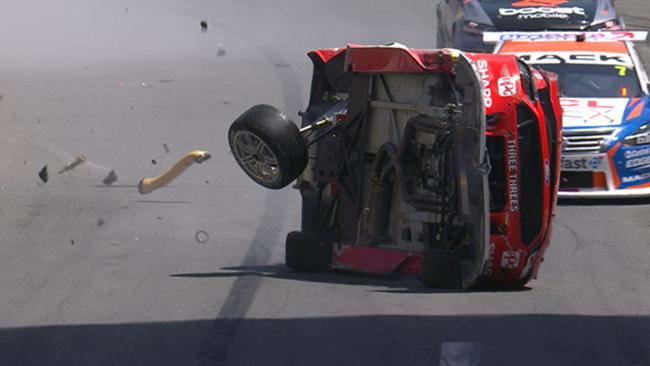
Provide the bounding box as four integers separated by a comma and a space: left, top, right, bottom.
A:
500, 41, 629, 54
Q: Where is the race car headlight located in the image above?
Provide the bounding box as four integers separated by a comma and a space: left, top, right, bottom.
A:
623, 122, 650, 147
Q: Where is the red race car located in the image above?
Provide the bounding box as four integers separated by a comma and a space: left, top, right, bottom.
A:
228, 44, 562, 289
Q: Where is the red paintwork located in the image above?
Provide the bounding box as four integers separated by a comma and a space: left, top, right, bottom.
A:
312, 44, 459, 74
311, 48, 346, 63
332, 245, 422, 275
308, 45, 561, 287
345, 44, 455, 74
463, 52, 561, 286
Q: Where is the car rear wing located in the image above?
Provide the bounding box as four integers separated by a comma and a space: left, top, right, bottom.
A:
483, 31, 649, 44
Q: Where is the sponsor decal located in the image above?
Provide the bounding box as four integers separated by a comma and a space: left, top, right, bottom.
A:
485, 31, 648, 43
476, 59, 493, 108
561, 155, 604, 171
625, 155, 650, 169
498, 76, 517, 97
624, 147, 650, 159
560, 98, 628, 127
625, 152, 650, 170
484, 242, 497, 277
515, 52, 633, 67
499, 7, 586, 20
501, 251, 521, 269
508, 139, 520, 212
512, 0, 568, 6
622, 172, 650, 184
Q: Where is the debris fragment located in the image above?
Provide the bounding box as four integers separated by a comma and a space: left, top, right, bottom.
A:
200, 20, 208, 32
162, 142, 170, 154
156, 216, 162, 220
140, 82, 148, 88
195, 230, 209, 243
102, 170, 118, 185
217, 44, 226, 57
138, 150, 211, 194
70, 238, 75, 245
97, 218, 105, 227
58, 155, 86, 174
151, 159, 157, 165
159, 79, 175, 84
38, 165, 48, 183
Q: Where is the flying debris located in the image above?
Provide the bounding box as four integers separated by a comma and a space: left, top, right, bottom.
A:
138, 150, 211, 194
102, 170, 118, 185
58, 155, 86, 174
38, 165, 48, 183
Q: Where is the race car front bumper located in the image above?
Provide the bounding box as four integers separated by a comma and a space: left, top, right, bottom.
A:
559, 149, 650, 198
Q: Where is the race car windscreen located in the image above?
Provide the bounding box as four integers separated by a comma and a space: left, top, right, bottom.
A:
531, 64, 642, 98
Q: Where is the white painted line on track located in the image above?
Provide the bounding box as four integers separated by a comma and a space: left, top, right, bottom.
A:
438, 342, 481, 366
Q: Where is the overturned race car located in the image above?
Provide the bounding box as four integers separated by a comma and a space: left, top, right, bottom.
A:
228, 44, 562, 289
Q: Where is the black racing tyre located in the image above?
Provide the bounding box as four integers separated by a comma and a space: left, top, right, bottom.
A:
420, 249, 462, 288
285, 231, 333, 272
228, 104, 308, 189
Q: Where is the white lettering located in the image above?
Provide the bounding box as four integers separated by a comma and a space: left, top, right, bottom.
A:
508, 140, 519, 212
624, 147, 650, 159
625, 156, 650, 169
622, 172, 650, 183
498, 7, 586, 20
477, 60, 493, 108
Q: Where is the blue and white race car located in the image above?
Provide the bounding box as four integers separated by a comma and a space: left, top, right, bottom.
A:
491, 31, 650, 197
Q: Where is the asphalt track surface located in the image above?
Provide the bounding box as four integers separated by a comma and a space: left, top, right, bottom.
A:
0, 1, 649, 365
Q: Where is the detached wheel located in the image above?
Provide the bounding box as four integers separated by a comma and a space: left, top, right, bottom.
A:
285, 231, 333, 272
228, 104, 308, 189
420, 249, 461, 289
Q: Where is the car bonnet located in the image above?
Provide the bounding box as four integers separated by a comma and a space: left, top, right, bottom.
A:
499, 40, 642, 129
476, 0, 604, 31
